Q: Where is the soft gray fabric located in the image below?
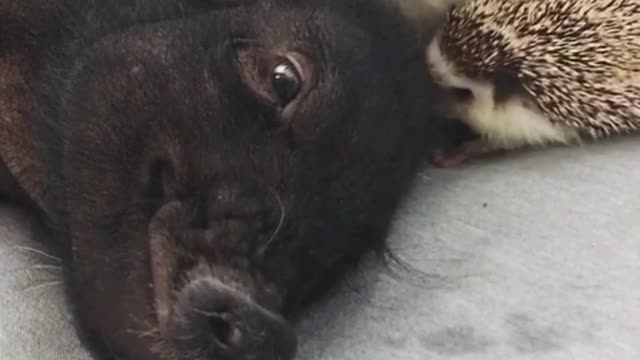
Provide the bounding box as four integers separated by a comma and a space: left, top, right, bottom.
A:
2, 138, 640, 359
0, 208, 91, 359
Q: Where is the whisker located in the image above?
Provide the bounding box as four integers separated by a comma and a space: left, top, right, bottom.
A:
4, 245, 62, 262
175, 332, 200, 342
105, 338, 123, 360
192, 307, 220, 318
129, 326, 161, 339
19, 280, 64, 293
0, 264, 65, 276
151, 339, 181, 360
257, 186, 286, 256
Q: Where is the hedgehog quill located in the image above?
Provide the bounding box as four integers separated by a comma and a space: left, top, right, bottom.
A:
426, 0, 640, 166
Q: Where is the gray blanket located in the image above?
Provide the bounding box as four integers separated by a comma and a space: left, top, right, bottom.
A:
2, 138, 640, 359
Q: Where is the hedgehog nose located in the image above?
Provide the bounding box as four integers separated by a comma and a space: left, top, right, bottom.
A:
450, 86, 474, 102
168, 277, 298, 360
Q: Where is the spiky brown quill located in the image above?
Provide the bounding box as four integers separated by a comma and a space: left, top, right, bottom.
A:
426, 0, 640, 165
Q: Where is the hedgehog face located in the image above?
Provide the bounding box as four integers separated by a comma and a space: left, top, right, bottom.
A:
426, 35, 578, 149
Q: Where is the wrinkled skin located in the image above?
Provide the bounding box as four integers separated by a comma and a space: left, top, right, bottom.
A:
0, 0, 444, 359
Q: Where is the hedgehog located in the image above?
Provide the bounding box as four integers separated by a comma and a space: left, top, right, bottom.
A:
425, 0, 640, 166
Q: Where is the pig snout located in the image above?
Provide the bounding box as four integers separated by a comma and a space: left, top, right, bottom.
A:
168, 277, 297, 360
147, 200, 296, 360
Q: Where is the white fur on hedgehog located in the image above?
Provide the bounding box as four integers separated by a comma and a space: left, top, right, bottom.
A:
427, 0, 640, 150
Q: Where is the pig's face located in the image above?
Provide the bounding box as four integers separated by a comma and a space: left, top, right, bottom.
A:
44, 1, 440, 359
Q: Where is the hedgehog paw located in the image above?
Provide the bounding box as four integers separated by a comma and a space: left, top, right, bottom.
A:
430, 139, 497, 168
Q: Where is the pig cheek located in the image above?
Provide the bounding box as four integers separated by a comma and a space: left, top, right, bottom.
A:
70, 225, 159, 351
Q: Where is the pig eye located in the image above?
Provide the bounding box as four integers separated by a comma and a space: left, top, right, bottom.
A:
231, 40, 316, 117
271, 60, 301, 105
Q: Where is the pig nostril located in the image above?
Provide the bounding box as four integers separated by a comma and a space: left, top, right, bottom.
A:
171, 278, 297, 359
207, 314, 241, 349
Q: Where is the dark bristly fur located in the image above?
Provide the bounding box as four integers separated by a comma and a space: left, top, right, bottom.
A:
1, 1, 443, 359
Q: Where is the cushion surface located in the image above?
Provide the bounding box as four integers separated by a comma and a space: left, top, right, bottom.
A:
2, 138, 640, 359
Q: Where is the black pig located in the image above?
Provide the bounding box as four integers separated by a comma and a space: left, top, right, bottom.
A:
0, 0, 442, 359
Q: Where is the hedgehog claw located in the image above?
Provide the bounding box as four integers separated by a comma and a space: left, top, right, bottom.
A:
430, 149, 470, 168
